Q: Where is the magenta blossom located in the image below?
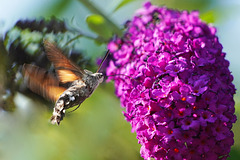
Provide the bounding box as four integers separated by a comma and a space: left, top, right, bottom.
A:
107, 2, 236, 160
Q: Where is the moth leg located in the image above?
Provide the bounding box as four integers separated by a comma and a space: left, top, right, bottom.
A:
68, 103, 81, 113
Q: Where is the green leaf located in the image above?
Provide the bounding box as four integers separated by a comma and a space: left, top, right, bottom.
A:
78, 0, 122, 36
86, 14, 112, 40
200, 10, 216, 23
113, 0, 135, 12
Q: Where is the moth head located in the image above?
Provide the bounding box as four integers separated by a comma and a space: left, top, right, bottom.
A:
93, 72, 104, 83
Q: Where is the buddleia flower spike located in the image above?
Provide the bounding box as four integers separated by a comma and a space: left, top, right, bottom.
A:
107, 2, 236, 159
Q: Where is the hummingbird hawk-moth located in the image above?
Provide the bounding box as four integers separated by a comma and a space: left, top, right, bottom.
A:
22, 41, 108, 125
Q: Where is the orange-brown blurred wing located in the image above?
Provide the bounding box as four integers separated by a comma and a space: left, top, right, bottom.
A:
22, 64, 66, 102
44, 40, 85, 83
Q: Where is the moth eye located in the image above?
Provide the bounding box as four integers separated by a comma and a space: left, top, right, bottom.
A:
98, 74, 104, 79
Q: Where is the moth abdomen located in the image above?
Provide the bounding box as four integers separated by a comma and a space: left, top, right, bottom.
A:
50, 89, 83, 125
50, 99, 65, 125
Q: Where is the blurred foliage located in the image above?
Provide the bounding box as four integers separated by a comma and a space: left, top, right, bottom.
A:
4, 18, 92, 68
86, 14, 112, 40
78, 0, 122, 37
0, 40, 16, 111
42, 0, 72, 17
113, 0, 136, 12
152, 0, 210, 10
152, 0, 218, 24
2, 18, 96, 112
200, 10, 216, 23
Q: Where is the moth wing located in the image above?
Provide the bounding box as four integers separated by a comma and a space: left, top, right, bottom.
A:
44, 40, 85, 83
22, 64, 66, 102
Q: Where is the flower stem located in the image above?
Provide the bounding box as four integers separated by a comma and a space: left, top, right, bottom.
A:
77, 0, 122, 36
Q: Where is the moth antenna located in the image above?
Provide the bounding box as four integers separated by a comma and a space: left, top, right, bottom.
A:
96, 50, 110, 73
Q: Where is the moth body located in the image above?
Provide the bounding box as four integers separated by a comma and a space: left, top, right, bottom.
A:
51, 72, 103, 125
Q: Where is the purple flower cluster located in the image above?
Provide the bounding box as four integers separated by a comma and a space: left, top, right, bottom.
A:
106, 2, 236, 160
